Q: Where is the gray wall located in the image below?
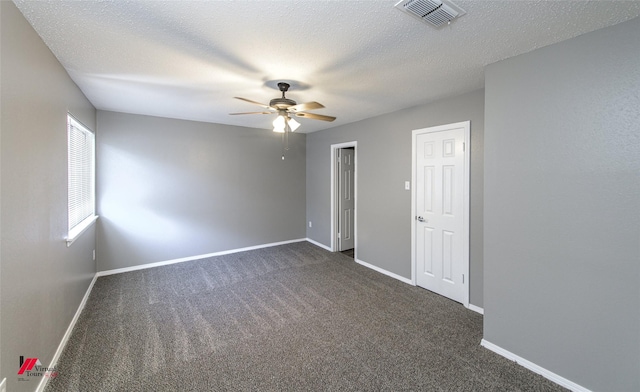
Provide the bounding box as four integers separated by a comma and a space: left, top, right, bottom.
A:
0, 3, 97, 391
484, 17, 640, 391
96, 111, 306, 271
306, 89, 484, 307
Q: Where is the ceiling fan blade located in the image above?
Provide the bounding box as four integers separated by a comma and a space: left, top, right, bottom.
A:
288, 101, 325, 112
295, 112, 336, 122
229, 111, 273, 115
234, 97, 272, 109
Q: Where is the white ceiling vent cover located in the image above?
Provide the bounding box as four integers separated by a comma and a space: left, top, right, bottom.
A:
395, 0, 466, 28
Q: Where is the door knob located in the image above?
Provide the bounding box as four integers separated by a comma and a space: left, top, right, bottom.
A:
416, 216, 427, 223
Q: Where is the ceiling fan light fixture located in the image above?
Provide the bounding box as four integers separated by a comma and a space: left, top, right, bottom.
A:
288, 117, 300, 132
272, 115, 286, 133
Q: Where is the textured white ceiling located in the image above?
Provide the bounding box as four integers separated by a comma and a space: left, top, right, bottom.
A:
13, 0, 640, 133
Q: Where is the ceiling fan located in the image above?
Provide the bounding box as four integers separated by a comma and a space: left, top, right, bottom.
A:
230, 82, 336, 134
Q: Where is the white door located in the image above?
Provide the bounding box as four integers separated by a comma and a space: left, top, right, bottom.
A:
338, 148, 355, 251
413, 122, 469, 304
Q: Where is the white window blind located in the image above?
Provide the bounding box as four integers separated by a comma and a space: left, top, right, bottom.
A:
67, 115, 95, 241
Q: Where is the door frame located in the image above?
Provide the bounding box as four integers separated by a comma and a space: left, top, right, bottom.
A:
331, 141, 358, 257
411, 121, 470, 307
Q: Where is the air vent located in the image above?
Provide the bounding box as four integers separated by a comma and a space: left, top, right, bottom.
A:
395, 0, 466, 28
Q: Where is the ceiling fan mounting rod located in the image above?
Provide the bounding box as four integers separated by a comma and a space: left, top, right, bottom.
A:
270, 83, 296, 109
278, 82, 290, 98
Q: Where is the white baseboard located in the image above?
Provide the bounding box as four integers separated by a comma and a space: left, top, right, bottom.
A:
306, 241, 414, 287
480, 339, 591, 392
355, 258, 414, 285
305, 238, 332, 251
468, 304, 484, 315
97, 238, 308, 277
36, 273, 99, 392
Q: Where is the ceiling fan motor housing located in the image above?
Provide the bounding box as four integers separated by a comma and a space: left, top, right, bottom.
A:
270, 82, 296, 109
269, 97, 296, 109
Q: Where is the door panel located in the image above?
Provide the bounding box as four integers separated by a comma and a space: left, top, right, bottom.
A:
420, 226, 434, 275
443, 230, 454, 282
415, 127, 466, 303
424, 166, 434, 213
338, 149, 355, 251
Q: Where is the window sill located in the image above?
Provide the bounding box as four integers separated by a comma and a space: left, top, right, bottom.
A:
66, 215, 98, 247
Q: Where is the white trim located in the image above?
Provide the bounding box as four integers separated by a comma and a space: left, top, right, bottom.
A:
330, 141, 358, 257
66, 215, 98, 247
67, 114, 96, 245
305, 238, 332, 251
36, 273, 99, 392
411, 121, 471, 307
67, 112, 94, 135
411, 129, 417, 285
480, 339, 591, 392
468, 304, 484, 315
97, 238, 308, 277
355, 258, 414, 285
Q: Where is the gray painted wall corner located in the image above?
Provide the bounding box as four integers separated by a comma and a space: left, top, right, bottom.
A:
306, 89, 484, 307
96, 111, 307, 272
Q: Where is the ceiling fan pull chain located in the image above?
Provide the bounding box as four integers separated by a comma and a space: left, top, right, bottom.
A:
284, 121, 290, 151
281, 128, 290, 159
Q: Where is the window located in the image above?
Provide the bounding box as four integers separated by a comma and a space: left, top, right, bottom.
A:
67, 114, 96, 245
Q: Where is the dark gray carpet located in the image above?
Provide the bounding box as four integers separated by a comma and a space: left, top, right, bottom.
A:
46, 242, 566, 391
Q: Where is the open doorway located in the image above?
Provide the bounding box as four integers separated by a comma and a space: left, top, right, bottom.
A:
331, 142, 357, 259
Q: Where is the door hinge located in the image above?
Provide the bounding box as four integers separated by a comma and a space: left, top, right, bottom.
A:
462, 274, 465, 284
462, 142, 465, 152
337, 232, 341, 239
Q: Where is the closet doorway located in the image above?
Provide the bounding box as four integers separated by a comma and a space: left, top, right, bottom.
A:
331, 142, 357, 259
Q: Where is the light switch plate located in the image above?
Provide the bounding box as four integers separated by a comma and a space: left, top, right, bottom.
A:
404, 181, 410, 190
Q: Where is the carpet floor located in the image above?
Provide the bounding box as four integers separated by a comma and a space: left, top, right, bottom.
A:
46, 241, 566, 391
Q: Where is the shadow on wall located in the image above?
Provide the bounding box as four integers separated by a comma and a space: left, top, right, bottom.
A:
96, 112, 307, 272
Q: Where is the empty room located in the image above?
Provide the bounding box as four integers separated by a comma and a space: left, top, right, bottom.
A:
1, 1, 638, 391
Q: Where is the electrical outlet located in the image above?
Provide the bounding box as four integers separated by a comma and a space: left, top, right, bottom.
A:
308, 221, 312, 228
405, 181, 411, 190
1, 377, 7, 392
